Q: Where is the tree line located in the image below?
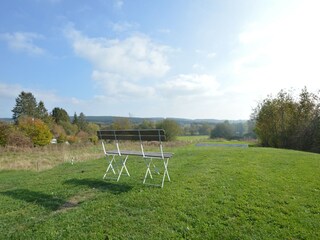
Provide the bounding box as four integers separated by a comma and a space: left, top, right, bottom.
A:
0, 91, 183, 147
209, 120, 255, 140
0, 91, 260, 148
0, 91, 99, 147
252, 87, 320, 153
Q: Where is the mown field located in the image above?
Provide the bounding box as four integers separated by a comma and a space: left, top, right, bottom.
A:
0, 138, 319, 239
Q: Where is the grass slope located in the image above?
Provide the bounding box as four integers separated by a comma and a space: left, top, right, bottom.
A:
0, 145, 319, 239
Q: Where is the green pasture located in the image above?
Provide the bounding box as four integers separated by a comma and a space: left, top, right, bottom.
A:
0, 143, 319, 239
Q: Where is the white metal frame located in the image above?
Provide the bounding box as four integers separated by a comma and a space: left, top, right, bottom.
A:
143, 156, 170, 188
142, 140, 171, 188
99, 129, 171, 188
101, 141, 130, 181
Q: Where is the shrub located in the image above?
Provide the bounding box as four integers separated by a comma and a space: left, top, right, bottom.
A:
252, 88, 320, 152
76, 130, 89, 142
57, 134, 67, 143
0, 122, 13, 146
18, 117, 53, 146
6, 129, 33, 148
210, 121, 233, 140
66, 135, 78, 144
89, 135, 99, 145
156, 119, 181, 141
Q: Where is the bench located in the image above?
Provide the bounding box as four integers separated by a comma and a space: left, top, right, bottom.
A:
97, 129, 173, 188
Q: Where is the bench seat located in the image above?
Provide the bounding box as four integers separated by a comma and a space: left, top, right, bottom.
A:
97, 129, 172, 188
106, 150, 173, 158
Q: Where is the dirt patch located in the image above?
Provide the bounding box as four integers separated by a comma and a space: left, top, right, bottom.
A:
55, 191, 95, 213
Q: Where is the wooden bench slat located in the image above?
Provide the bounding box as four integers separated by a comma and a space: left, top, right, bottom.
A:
144, 152, 173, 158
105, 150, 173, 158
97, 129, 166, 141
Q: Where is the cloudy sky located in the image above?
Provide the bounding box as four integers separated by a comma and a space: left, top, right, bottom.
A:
1, 0, 320, 120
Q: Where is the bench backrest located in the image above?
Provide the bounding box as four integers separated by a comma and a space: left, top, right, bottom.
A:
97, 129, 166, 142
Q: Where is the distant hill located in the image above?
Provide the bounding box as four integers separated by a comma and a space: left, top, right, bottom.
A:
1, 116, 247, 125
0, 118, 13, 123
84, 116, 247, 126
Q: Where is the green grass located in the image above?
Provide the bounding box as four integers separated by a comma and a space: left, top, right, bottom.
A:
0, 143, 319, 239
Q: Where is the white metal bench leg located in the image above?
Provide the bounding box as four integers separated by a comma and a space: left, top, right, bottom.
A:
143, 157, 171, 188
117, 155, 130, 181
103, 155, 117, 179
161, 158, 170, 188
143, 158, 154, 184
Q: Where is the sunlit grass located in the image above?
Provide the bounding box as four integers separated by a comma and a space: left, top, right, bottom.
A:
0, 141, 319, 239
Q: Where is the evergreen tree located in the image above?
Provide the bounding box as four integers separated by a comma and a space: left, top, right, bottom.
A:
51, 107, 70, 123
37, 101, 49, 121
78, 112, 88, 131
12, 91, 38, 123
72, 112, 79, 125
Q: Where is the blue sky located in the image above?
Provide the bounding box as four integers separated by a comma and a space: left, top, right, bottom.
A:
1, 0, 320, 119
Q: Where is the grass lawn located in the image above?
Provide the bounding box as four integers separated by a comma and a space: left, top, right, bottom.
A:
0, 143, 319, 239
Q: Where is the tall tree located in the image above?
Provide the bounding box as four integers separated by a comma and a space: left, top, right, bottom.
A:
12, 91, 38, 123
77, 112, 88, 131
51, 107, 70, 123
294, 87, 319, 150
72, 112, 79, 125
198, 123, 212, 135
252, 88, 320, 152
138, 120, 155, 129
156, 119, 181, 141
111, 117, 132, 130
253, 90, 296, 148
210, 121, 233, 140
36, 101, 49, 121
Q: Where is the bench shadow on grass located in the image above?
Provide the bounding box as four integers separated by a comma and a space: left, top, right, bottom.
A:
64, 178, 133, 194
1, 181, 132, 211
1, 189, 65, 211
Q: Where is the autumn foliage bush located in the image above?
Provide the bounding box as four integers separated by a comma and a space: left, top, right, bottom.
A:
18, 117, 53, 146
6, 129, 33, 148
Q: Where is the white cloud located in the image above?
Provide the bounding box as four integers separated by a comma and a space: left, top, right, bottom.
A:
0, 83, 63, 117
65, 27, 170, 79
0, 83, 22, 98
0, 82, 105, 118
232, 0, 320, 98
91, 71, 155, 98
0, 32, 45, 55
159, 74, 220, 98
65, 26, 171, 99
62, 26, 232, 118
